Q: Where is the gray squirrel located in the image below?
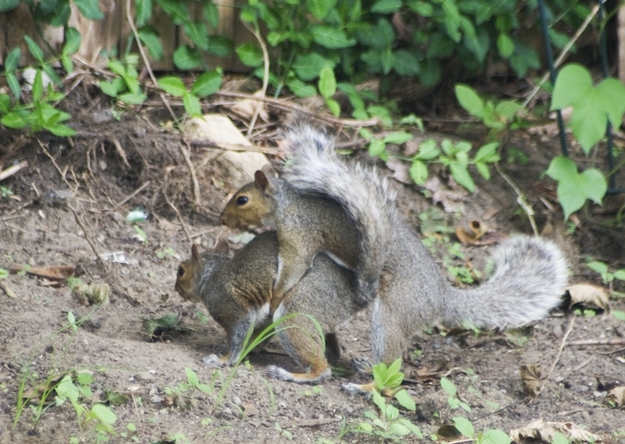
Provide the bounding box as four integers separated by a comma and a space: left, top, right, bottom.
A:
211, 120, 568, 391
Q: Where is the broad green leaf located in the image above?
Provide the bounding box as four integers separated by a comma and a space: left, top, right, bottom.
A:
108, 60, 126, 77
135, 0, 152, 26
427, 33, 455, 58
481, 429, 511, 444
410, 160, 428, 184
455, 84, 484, 118
393, 50, 420, 76
398, 419, 423, 437
475, 162, 490, 180
24, 36, 44, 62
46, 123, 76, 137
587, 261, 609, 275
595, 78, 625, 128
310, 25, 356, 49
551, 64, 593, 110
416, 139, 441, 160
383, 132, 413, 145
306, 0, 336, 21
63, 27, 82, 56
367, 105, 393, 127
118, 92, 147, 105
0, 0, 19, 12
183, 22, 209, 51
158, 76, 186, 97
450, 162, 475, 192
380, 47, 394, 75
612, 310, 625, 321
73, 0, 104, 20
185, 368, 199, 386
325, 98, 340, 117
409, 1, 433, 16
292, 53, 334, 81
91, 404, 117, 425
5, 47, 21, 73
419, 58, 441, 87
473, 142, 499, 163
192, 71, 222, 97
580, 168, 607, 204
371, 0, 402, 14
497, 33, 514, 58
545, 156, 577, 182
287, 79, 317, 98
1, 112, 27, 129
551, 432, 570, 444
368, 139, 386, 157
183, 92, 202, 117
173, 45, 202, 70
453, 417, 474, 438
389, 423, 411, 436
99, 78, 125, 97
207, 36, 234, 57
138, 26, 164, 60
155, 0, 188, 24
614, 270, 625, 281
569, 93, 607, 154
495, 101, 521, 120
318, 66, 336, 99
0, 94, 10, 113
203, 1, 219, 28
236, 43, 263, 67
463, 27, 489, 63
394, 390, 416, 411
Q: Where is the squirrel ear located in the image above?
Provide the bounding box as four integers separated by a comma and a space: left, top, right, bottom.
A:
261, 163, 276, 178
191, 244, 201, 262
214, 238, 229, 254
254, 170, 268, 190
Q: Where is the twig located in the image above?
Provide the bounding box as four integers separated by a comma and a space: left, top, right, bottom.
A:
38, 140, 79, 194
568, 338, 625, 346
68, 204, 109, 273
494, 163, 538, 236
125, 0, 176, 121
0, 281, 15, 298
243, 22, 270, 135
109, 137, 131, 168
522, 4, 600, 109
0, 161, 28, 182
163, 184, 192, 244
279, 417, 342, 428
179, 141, 201, 208
186, 138, 279, 155
112, 181, 151, 210
216, 91, 380, 127
538, 316, 575, 396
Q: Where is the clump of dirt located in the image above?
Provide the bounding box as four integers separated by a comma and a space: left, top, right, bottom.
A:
1, 85, 625, 444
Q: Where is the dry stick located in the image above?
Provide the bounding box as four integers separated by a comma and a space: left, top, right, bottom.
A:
537, 316, 576, 396
109, 137, 131, 168
68, 204, 110, 273
179, 140, 201, 208
112, 181, 151, 210
38, 141, 79, 194
125, 0, 176, 121
187, 138, 279, 155
568, 338, 625, 346
0, 161, 28, 182
0, 281, 15, 298
522, 4, 600, 109
494, 163, 539, 236
216, 91, 380, 127
163, 186, 192, 244
244, 22, 270, 136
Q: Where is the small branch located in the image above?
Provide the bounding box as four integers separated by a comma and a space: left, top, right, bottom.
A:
537, 316, 575, 396
243, 22, 270, 136
185, 138, 279, 155
0, 281, 15, 298
179, 141, 201, 208
112, 181, 151, 210
0, 161, 28, 182
163, 181, 192, 244
568, 338, 625, 346
68, 204, 110, 273
125, 0, 176, 121
494, 163, 538, 236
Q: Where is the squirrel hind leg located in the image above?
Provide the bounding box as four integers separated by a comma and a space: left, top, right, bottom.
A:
267, 364, 331, 384
341, 381, 377, 396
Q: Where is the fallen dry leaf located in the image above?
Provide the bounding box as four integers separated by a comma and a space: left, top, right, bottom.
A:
566, 283, 609, 310
607, 386, 625, 408
10, 265, 75, 280
385, 156, 412, 184
423, 174, 468, 213
242, 401, 259, 417
510, 419, 601, 443
520, 364, 542, 398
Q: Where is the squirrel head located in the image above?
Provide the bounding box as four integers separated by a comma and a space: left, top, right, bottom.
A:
220, 170, 274, 230
174, 244, 204, 303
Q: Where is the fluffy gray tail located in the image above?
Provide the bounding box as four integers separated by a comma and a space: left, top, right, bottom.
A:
280, 120, 397, 302
444, 236, 568, 329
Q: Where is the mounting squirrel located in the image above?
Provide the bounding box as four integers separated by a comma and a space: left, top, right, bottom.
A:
219, 120, 568, 392
175, 232, 365, 383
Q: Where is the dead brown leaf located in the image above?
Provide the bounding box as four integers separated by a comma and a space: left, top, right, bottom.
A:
242, 401, 259, 416
510, 419, 601, 443
10, 265, 75, 280
385, 156, 412, 185
566, 283, 609, 310
423, 174, 468, 213
520, 364, 542, 398
607, 386, 625, 408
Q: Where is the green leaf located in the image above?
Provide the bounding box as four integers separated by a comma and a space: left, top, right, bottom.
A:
612, 310, 625, 321
0, 94, 10, 113
325, 98, 340, 117
455, 84, 484, 119
595, 78, 625, 128
183, 92, 202, 117
204, 1, 219, 28
441, 377, 457, 396
473, 142, 499, 163
183, 22, 209, 51
0, 267, 8, 278
481, 429, 511, 444
173, 45, 202, 70
551, 64, 593, 111
1, 112, 27, 129
32, 70, 43, 102
310, 25, 356, 49
185, 368, 199, 386
99, 78, 125, 97
292, 53, 334, 81
427, 33, 455, 58
453, 417, 474, 438
156, 0, 189, 24
318, 67, 336, 99
118, 92, 147, 105
63, 27, 82, 56
306, 0, 336, 21
383, 132, 413, 145
192, 71, 222, 97
24, 36, 44, 62
371, 0, 402, 14
450, 162, 475, 192
236, 43, 263, 67
108, 60, 126, 77
614, 270, 625, 281
73, 0, 104, 20
587, 261, 609, 275
61, 56, 73, 75
389, 423, 411, 436
394, 389, 416, 411
45, 123, 76, 137
495, 101, 521, 121
410, 160, 428, 184
158, 76, 187, 97
207, 36, 234, 57
138, 26, 164, 60
5, 47, 21, 73
475, 162, 490, 180
0, 0, 19, 12
497, 33, 514, 58
551, 432, 570, 444
91, 404, 117, 425
41, 64, 62, 87
368, 139, 386, 157
393, 50, 419, 76
135, 0, 152, 26
416, 139, 440, 160
287, 79, 316, 98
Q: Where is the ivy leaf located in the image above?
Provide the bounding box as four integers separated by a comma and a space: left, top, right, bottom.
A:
73, 0, 104, 20
310, 25, 356, 49
551, 64, 593, 110
192, 71, 222, 98
455, 84, 484, 118
595, 78, 625, 128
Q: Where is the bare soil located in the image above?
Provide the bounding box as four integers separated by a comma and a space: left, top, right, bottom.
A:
1, 86, 625, 444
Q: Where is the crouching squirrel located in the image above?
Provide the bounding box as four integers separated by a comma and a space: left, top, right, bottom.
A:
175, 232, 366, 383
219, 120, 568, 393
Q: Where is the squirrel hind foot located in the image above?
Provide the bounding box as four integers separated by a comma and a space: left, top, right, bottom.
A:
202, 354, 228, 368
351, 358, 374, 374
341, 381, 376, 397
266, 365, 331, 384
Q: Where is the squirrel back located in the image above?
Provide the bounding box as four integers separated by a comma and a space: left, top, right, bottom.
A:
175, 232, 364, 382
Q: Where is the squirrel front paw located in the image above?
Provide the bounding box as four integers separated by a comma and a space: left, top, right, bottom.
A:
266, 365, 294, 381
341, 382, 374, 397
352, 358, 373, 374
202, 354, 227, 367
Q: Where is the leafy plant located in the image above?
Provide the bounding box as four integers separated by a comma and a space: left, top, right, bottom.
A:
371, 358, 416, 410
449, 416, 511, 444
441, 377, 471, 412
157, 70, 223, 118
99, 55, 147, 107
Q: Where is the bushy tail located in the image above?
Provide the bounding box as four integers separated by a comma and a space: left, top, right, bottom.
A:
280, 119, 397, 302
444, 236, 568, 329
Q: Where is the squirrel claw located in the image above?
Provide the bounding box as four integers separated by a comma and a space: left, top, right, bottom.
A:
266, 365, 294, 381
202, 354, 226, 367
352, 358, 373, 374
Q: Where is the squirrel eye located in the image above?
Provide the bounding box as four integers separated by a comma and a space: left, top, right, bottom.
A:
236, 196, 249, 206
177, 266, 185, 278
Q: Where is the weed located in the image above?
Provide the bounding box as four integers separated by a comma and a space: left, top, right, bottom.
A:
441, 377, 471, 413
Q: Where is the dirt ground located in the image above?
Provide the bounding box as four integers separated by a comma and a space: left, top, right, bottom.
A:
1, 85, 625, 444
